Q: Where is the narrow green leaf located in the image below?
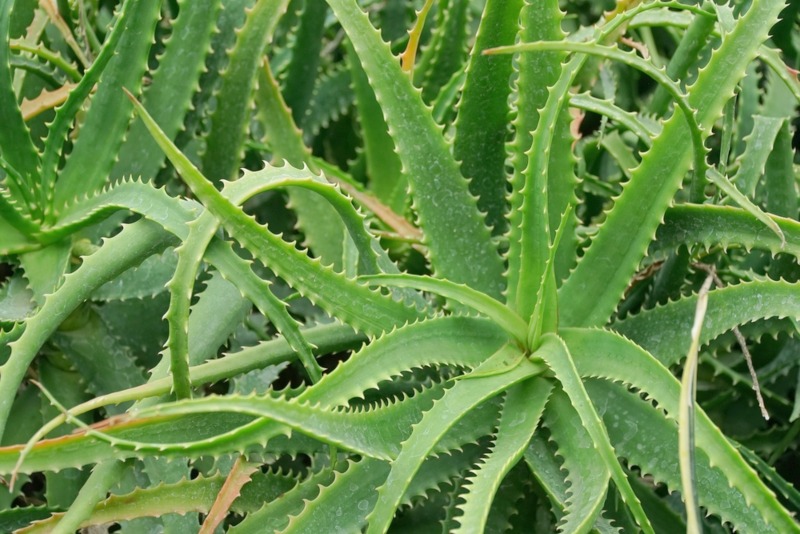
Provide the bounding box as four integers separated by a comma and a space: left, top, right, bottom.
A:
452, 0, 522, 235
569, 92, 660, 144
111, 0, 222, 182
345, 41, 405, 213
0, 188, 38, 238
537, 333, 654, 534
163, 216, 220, 399
53, 0, 162, 210
52, 311, 146, 408
47, 461, 126, 534
201, 0, 290, 183
98, 384, 445, 460
281, 0, 327, 126
278, 459, 388, 533
91, 248, 178, 301
303, 316, 508, 407
763, 120, 797, 218
255, 60, 310, 166
706, 167, 785, 247
17, 321, 362, 468
543, 388, 610, 534
649, 5, 715, 116
453, 379, 553, 533
18, 239, 70, 305
128, 92, 424, 335
326, 0, 505, 299
360, 273, 527, 345
490, 41, 707, 190
20, 470, 299, 533
230, 463, 339, 534
254, 21, 350, 272
655, 204, 800, 261
562, 328, 799, 532
365, 344, 546, 534
0, 0, 40, 208
612, 279, 800, 367
504, 0, 571, 316
732, 114, 785, 197
558, 0, 787, 327
417, 0, 469, 103
0, 220, 175, 441
303, 65, 355, 138
203, 237, 322, 383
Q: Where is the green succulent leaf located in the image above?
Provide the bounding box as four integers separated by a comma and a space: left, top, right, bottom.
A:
129, 92, 424, 335
612, 280, 800, 366
563, 327, 800, 532
325, 0, 506, 300
558, 0, 787, 327
366, 343, 546, 534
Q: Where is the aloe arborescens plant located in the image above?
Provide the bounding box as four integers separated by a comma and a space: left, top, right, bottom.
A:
0, 0, 799, 531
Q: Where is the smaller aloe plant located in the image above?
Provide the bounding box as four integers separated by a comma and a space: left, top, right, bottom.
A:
0, 0, 799, 532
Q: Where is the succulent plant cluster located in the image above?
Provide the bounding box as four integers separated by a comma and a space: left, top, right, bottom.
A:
0, 0, 799, 532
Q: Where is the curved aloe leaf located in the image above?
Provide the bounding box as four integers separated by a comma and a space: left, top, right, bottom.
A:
490, 40, 707, 185
537, 333, 653, 534
227, 166, 383, 275
655, 204, 800, 259
562, 327, 799, 532
542, 388, 610, 534
129, 92, 424, 335
163, 216, 217, 400
5, 316, 502, 474
558, 0, 787, 327
20, 470, 300, 534
453, 378, 553, 533
253, 42, 349, 272
706, 167, 785, 246
324, 0, 506, 300
306, 316, 508, 407
14, 321, 362, 472
0, 219, 176, 440
106, 382, 448, 458
235, 449, 481, 533
587, 379, 788, 533
569, 92, 660, 144
112, 0, 222, 182
365, 344, 546, 534
612, 279, 800, 367
0, 0, 40, 212
360, 273, 527, 345
5, 383, 441, 473
53, 0, 162, 210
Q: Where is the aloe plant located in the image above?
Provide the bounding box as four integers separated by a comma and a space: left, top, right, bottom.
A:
0, 0, 799, 531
